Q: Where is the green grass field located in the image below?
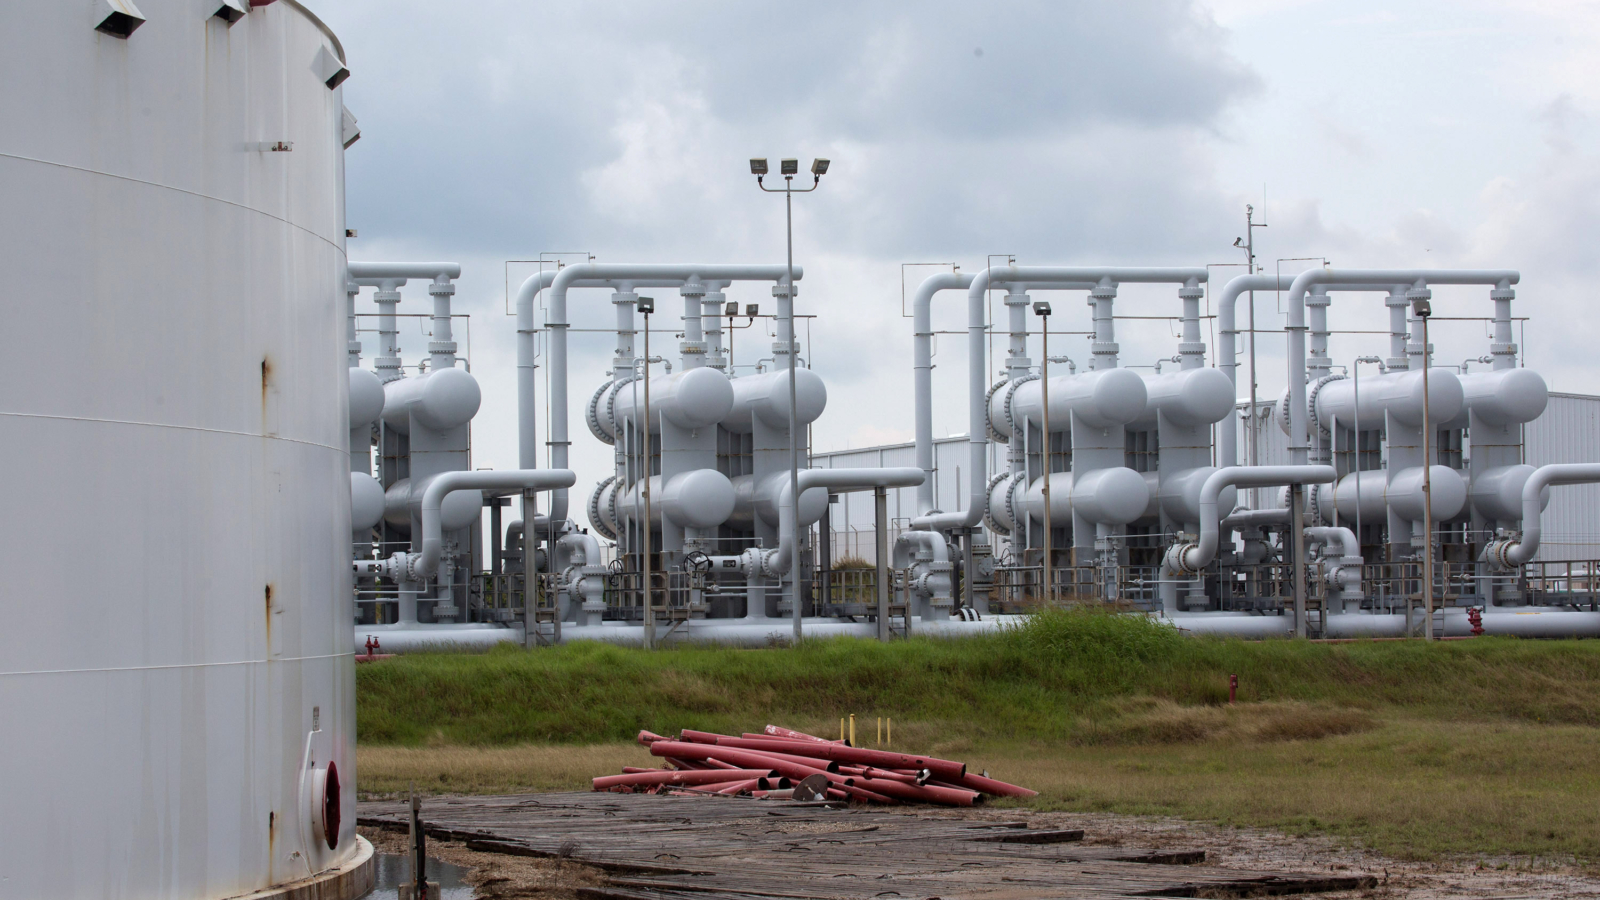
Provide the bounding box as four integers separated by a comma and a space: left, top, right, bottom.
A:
357, 610, 1600, 862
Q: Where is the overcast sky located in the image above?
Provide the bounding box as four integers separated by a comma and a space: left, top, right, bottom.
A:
315, 0, 1600, 497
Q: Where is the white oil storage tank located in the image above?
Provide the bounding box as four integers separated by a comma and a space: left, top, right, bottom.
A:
0, 1, 370, 897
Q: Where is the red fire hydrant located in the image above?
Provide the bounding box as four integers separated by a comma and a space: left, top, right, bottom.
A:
364, 635, 380, 656
1228, 673, 1238, 705
1466, 607, 1484, 636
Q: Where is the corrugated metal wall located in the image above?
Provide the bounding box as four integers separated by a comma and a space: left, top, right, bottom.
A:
812, 435, 991, 563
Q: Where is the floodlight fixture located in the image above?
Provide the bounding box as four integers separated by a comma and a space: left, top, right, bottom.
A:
1032, 300, 1052, 317
780, 158, 798, 175
810, 158, 829, 176
637, 296, 655, 315
749, 158, 768, 176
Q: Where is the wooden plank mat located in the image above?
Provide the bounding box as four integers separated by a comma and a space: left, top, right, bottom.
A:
358, 792, 1371, 899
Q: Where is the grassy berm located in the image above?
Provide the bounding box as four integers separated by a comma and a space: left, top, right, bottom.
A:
358, 609, 1600, 863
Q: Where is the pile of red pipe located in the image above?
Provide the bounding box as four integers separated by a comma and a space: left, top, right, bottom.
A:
591, 724, 1037, 805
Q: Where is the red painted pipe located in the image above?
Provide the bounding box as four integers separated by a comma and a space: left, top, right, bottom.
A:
925, 773, 1039, 799
621, 766, 672, 774
849, 775, 981, 806
762, 725, 843, 744
837, 765, 925, 785
593, 768, 776, 790
952, 771, 1039, 798
677, 732, 967, 781
648, 742, 892, 804
637, 730, 668, 745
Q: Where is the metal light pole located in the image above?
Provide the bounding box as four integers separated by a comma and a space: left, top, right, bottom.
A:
1411, 290, 1436, 639
752, 157, 828, 643
1034, 300, 1053, 602
1234, 205, 1267, 502
638, 296, 655, 649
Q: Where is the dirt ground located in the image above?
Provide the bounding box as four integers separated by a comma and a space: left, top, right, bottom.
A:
363, 801, 1600, 900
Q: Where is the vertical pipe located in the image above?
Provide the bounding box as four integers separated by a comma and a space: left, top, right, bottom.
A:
680, 282, 705, 370
1088, 281, 1118, 369
820, 498, 832, 610
427, 277, 457, 370
1290, 485, 1306, 637
374, 284, 403, 384
702, 290, 727, 370
1417, 299, 1435, 640
642, 312, 654, 650
962, 528, 975, 613
875, 486, 889, 641
1178, 280, 1205, 370
1306, 288, 1331, 381
1040, 317, 1052, 601
346, 281, 362, 368
1490, 283, 1516, 370
1385, 289, 1410, 370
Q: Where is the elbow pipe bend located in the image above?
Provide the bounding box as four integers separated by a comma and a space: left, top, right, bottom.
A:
1487, 463, 1600, 568
912, 272, 976, 516
1281, 269, 1520, 463
1165, 465, 1336, 574
413, 469, 576, 578
1304, 526, 1360, 560
768, 468, 925, 577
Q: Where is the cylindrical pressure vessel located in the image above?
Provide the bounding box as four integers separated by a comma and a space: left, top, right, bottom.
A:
721, 368, 828, 433
1010, 368, 1147, 432
0, 1, 366, 896
1311, 368, 1464, 432
612, 366, 736, 432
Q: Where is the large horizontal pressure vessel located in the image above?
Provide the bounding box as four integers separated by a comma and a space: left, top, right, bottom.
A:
349, 367, 386, 427
617, 470, 737, 529
1157, 466, 1237, 526
1023, 467, 1150, 526
662, 469, 737, 528
1457, 369, 1548, 426
721, 368, 828, 433
383, 476, 483, 531
1315, 470, 1391, 521
1471, 463, 1551, 522
351, 472, 387, 531
1011, 368, 1147, 432
754, 470, 829, 527
0, 1, 362, 895
381, 366, 481, 434
1387, 465, 1469, 522
1131, 368, 1235, 428
612, 367, 735, 432
1311, 368, 1463, 432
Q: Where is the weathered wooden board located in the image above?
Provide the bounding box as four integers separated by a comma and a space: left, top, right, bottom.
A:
358, 792, 1371, 900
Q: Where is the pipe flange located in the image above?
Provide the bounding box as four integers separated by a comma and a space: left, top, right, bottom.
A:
1177, 285, 1204, 301
588, 474, 619, 541
428, 341, 457, 354
586, 381, 617, 445
984, 379, 1011, 442
770, 284, 797, 298
1164, 542, 1200, 575
427, 282, 457, 295
680, 284, 706, 298
1490, 287, 1515, 302
982, 471, 1013, 537
1001, 374, 1037, 438
1089, 284, 1117, 300
680, 341, 707, 356
374, 291, 401, 304
1306, 374, 1346, 437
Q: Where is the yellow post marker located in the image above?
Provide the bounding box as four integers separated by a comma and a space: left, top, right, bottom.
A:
848, 714, 855, 747
876, 717, 882, 746
839, 718, 845, 742
887, 717, 892, 746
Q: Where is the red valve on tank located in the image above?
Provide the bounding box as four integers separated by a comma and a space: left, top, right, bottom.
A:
1467, 606, 1485, 636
